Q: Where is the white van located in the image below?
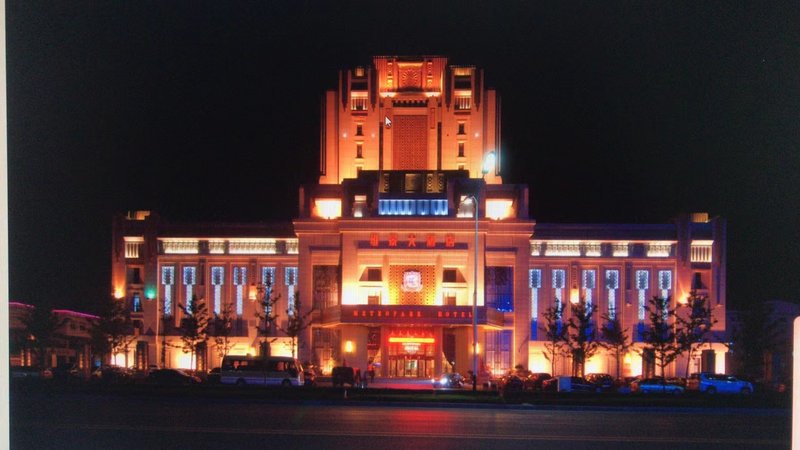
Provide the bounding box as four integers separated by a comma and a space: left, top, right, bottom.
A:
220, 355, 304, 387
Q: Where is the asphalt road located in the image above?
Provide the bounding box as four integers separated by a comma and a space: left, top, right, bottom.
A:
12, 390, 790, 449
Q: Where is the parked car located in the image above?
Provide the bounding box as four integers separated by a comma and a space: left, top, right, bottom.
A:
207, 367, 221, 384
91, 366, 134, 385
542, 376, 597, 392
523, 372, 552, 391
10, 366, 45, 379
687, 373, 753, 394
331, 366, 356, 387
498, 374, 525, 392
631, 377, 684, 394
146, 368, 201, 385
585, 373, 614, 391
432, 372, 465, 389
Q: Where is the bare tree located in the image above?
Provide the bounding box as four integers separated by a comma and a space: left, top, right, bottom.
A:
540, 305, 567, 376
21, 303, 66, 368
254, 284, 281, 357
278, 292, 314, 359
676, 290, 717, 378
90, 296, 136, 367
177, 295, 209, 371
599, 312, 631, 379
564, 298, 600, 377
641, 296, 681, 383
212, 302, 235, 363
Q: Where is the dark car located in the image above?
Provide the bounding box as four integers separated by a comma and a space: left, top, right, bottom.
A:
331, 366, 355, 387
498, 374, 525, 392
433, 373, 465, 389
523, 372, 552, 391
146, 368, 201, 385
542, 376, 598, 393
585, 373, 614, 391
207, 367, 221, 384
91, 366, 133, 385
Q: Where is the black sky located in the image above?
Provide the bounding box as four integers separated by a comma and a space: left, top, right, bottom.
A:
7, 1, 800, 313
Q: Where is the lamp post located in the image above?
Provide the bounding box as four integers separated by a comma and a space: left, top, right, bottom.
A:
470, 194, 479, 393
469, 150, 496, 393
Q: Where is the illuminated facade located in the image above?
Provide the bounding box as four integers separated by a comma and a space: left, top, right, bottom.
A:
111, 56, 727, 378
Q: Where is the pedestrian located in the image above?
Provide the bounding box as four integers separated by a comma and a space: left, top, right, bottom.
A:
354, 368, 361, 388
362, 368, 368, 388
368, 363, 375, 383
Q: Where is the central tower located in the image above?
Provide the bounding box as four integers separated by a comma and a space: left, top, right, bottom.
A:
319, 56, 502, 184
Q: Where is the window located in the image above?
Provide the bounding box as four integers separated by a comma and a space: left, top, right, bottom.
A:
233, 266, 247, 316
442, 268, 458, 283
285, 267, 298, 316
261, 266, 276, 316
356, 124, 363, 136
636, 270, 649, 321
605, 270, 620, 319
484, 330, 512, 377
529, 269, 542, 339
485, 267, 513, 312
367, 268, 382, 282
552, 269, 565, 318
582, 269, 596, 309
183, 266, 197, 312
127, 267, 143, 285
211, 266, 224, 315
132, 292, 142, 313
457, 122, 465, 135
658, 270, 673, 319
161, 266, 175, 316
457, 142, 465, 157
356, 143, 363, 158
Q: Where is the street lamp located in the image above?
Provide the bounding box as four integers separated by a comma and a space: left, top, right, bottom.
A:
468, 151, 496, 393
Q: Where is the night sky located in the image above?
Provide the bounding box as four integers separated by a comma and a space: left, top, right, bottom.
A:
7, 2, 800, 313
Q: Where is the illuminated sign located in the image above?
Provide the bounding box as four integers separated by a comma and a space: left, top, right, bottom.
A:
388, 337, 435, 344
361, 233, 464, 250
339, 305, 490, 325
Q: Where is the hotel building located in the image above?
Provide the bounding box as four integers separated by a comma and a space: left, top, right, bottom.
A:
111, 56, 727, 379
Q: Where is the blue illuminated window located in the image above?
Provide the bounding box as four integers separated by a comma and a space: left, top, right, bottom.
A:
378, 199, 448, 216
486, 267, 513, 312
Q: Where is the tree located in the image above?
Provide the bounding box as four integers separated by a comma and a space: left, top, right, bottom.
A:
599, 312, 631, 380
539, 305, 567, 376
254, 284, 281, 357
90, 296, 136, 367
177, 295, 209, 371
641, 296, 681, 383
564, 298, 600, 377
676, 290, 717, 378
278, 292, 314, 359
730, 302, 781, 381
20, 303, 66, 368
212, 302, 236, 363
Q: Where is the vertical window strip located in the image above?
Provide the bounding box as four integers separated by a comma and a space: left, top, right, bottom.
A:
552, 269, 565, 318
183, 267, 196, 312
161, 266, 175, 316
605, 270, 620, 319
211, 266, 224, 315
529, 269, 542, 340
582, 269, 596, 308
285, 267, 298, 316
233, 267, 247, 316
658, 270, 672, 320
636, 270, 649, 321
262, 267, 276, 316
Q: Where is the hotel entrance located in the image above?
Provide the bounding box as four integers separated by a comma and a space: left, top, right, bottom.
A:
386, 328, 436, 378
